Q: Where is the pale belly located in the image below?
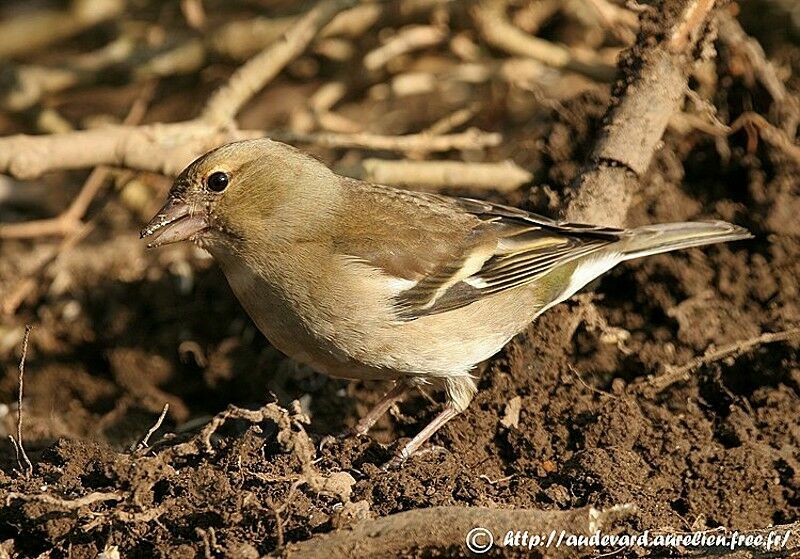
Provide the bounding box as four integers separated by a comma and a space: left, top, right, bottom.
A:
214, 249, 551, 382
217, 254, 397, 381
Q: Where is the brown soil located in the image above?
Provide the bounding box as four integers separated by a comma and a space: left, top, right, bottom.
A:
1, 1, 800, 558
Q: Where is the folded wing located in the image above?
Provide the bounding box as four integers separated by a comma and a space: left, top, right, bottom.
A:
385, 195, 624, 320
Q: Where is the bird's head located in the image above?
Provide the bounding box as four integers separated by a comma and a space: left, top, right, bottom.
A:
141, 138, 335, 251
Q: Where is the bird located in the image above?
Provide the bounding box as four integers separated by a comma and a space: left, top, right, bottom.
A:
141, 138, 752, 464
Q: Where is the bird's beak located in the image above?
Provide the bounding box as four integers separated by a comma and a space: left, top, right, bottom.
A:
140, 197, 209, 248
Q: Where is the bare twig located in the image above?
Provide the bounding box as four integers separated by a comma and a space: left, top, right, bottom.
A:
644, 328, 800, 394
1, 222, 94, 315
351, 159, 532, 192
6, 490, 123, 510
9, 325, 34, 477
717, 12, 800, 137
667, 0, 716, 53
512, 0, 561, 35
269, 128, 501, 153
363, 25, 446, 71
180, 0, 206, 30
0, 0, 125, 59
134, 403, 170, 452
0, 168, 106, 239
577, 0, 639, 44
0, 121, 258, 180
729, 112, 800, 163
201, 0, 357, 126
0, 82, 154, 239
472, 0, 617, 82
421, 103, 481, 136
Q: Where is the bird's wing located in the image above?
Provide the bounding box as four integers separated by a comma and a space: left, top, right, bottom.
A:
334, 181, 624, 320
393, 196, 625, 319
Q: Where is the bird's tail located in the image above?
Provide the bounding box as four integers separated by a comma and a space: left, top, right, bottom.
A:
617, 220, 752, 261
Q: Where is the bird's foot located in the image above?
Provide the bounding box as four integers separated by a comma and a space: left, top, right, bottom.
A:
382, 444, 446, 470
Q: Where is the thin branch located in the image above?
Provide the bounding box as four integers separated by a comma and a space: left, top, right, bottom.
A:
0, 83, 155, 240
5, 490, 123, 510
0, 126, 503, 180
10, 325, 34, 477
0, 121, 260, 180
717, 12, 800, 137
644, 328, 800, 394
421, 103, 482, 136
472, 0, 617, 82
351, 159, 532, 192
363, 24, 446, 71
729, 112, 800, 164
0, 0, 125, 59
667, 0, 716, 53
1, 222, 94, 315
134, 403, 170, 452
269, 128, 501, 153
201, 0, 357, 126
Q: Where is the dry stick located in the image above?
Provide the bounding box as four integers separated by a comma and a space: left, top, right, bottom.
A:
9, 325, 34, 477
472, 0, 617, 82
716, 12, 800, 138
0, 0, 125, 59
355, 159, 533, 192
729, 112, 800, 164
0, 0, 358, 180
268, 128, 501, 153
2, 1, 441, 111
0, 123, 505, 180
404, 103, 484, 159
0, 122, 261, 180
644, 328, 800, 394
577, 0, 639, 44
564, 0, 719, 226
363, 24, 446, 71
421, 103, 482, 136
201, 0, 357, 126
1, 37, 136, 112
667, 0, 715, 53
278, 504, 636, 559
180, 0, 206, 30
134, 403, 170, 452
512, 0, 561, 35
1, 222, 94, 315
5, 490, 123, 509
0, 168, 106, 239
0, 82, 154, 238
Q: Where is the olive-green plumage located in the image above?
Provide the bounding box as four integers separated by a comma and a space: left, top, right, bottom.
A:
142, 138, 752, 463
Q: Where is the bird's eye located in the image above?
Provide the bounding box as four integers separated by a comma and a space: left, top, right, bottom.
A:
207, 171, 229, 192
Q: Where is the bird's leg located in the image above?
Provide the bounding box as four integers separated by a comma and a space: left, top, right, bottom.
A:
350, 381, 408, 436
387, 375, 476, 467
392, 405, 459, 464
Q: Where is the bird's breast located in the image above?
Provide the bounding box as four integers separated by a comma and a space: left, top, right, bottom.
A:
213, 248, 398, 381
